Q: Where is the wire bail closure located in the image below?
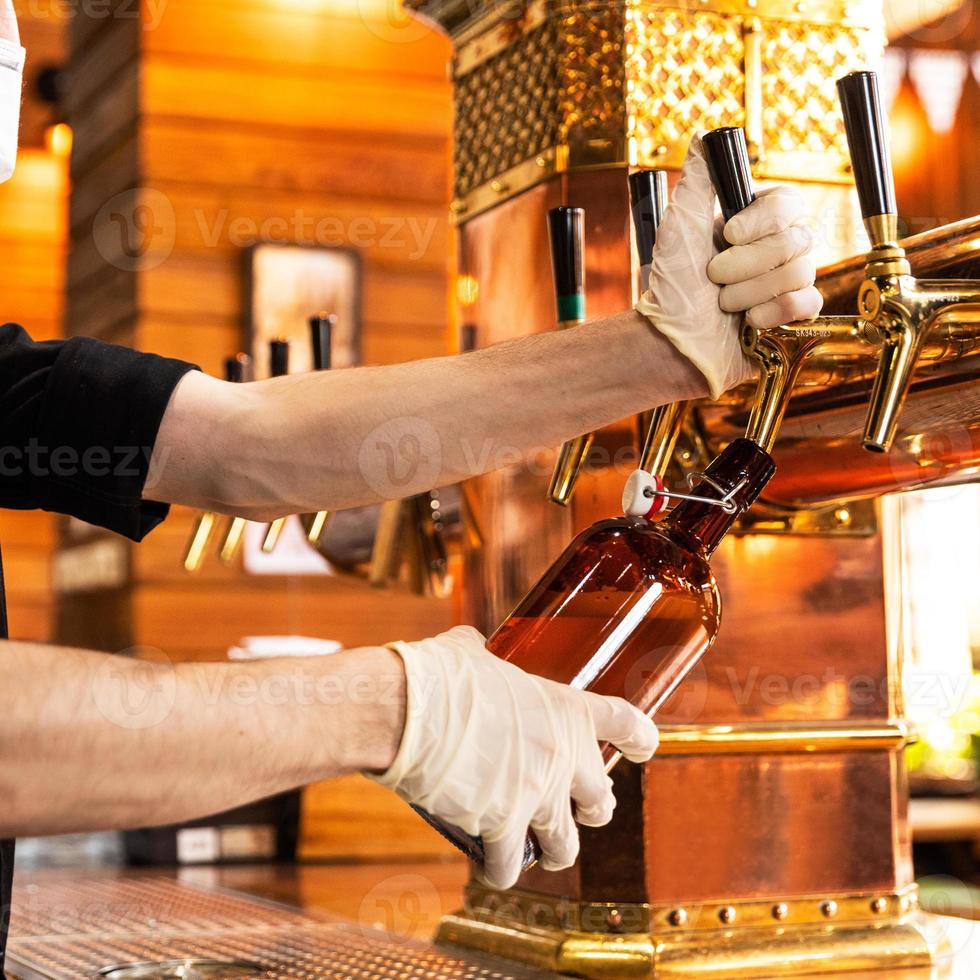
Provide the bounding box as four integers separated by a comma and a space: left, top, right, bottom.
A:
622, 469, 747, 519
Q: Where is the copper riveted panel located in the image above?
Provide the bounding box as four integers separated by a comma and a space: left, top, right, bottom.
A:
639, 751, 911, 904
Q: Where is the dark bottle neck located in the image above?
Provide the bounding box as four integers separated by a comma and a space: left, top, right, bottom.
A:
663, 438, 775, 556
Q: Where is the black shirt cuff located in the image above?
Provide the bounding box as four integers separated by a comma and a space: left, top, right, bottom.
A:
33, 337, 198, 541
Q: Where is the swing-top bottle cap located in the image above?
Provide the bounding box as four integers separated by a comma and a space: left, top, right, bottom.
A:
623, 470, 669, 518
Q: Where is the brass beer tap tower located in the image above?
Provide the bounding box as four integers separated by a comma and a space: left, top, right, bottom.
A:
406, 0, 980, 974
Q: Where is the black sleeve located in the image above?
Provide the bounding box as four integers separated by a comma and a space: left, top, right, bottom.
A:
0, 323, 199, 541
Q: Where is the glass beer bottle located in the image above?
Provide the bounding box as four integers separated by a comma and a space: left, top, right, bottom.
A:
415, 436, 775, 865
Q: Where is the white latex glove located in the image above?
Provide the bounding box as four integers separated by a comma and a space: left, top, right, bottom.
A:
370, 626, 659, 890
0, 0, 23, 185
635, 135, 823, 398
0, 1, 19, 46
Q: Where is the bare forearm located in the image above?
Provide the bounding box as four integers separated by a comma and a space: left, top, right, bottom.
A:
151, 310, 706, 516
0, 642, 404, 837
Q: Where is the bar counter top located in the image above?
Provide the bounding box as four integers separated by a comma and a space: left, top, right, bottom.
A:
7, 861, 980, 979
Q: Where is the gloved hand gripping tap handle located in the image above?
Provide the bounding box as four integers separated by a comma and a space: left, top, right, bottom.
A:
630, 171, 687, 477
545, 206, 590, 506
701, 127, 866, 453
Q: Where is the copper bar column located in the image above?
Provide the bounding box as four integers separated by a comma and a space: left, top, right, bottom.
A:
217, 353, 254, 563
305, 313, 336, 545
261, 338, 291, 553
546, 206, 589, 505
630, 170, 687, 477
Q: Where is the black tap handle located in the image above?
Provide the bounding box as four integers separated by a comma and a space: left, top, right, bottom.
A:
547, 206, 585, 321
701, 128, 756, 222
459, 322, 478, 353
628, 170, 668, 268
309, 313, 335, 372
269, 338, 290, 378
836, 71, 896, 220
224, 353, 252, 384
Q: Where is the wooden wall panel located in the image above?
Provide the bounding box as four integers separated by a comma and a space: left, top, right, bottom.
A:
64, 0, 455, 859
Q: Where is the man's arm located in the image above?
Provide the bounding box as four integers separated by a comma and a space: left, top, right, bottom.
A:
149, 310, 708, 519
0, 642, 404, 837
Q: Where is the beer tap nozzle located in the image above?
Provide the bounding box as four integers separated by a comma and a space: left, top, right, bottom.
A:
837, 70, 980, 452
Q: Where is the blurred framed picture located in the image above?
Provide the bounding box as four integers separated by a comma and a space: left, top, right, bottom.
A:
246, 242, 362, 377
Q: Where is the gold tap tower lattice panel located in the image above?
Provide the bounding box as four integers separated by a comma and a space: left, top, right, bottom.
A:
418, 0, 884, 218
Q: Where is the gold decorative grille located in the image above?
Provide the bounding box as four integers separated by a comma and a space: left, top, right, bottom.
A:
759, 19, 872, 173
434, 0, 882, 214
453, 18, 560, 198
626, 8, 746, 169
558, 6, 627, 147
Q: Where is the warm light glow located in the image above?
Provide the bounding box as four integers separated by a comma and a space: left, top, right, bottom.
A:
908, 50, 968, 134
880, 48, 907, 113
888, 79, 926, 176
456, 274, 479, 306
44, 123, 73, 158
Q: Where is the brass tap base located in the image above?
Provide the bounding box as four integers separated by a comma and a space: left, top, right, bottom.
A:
862, 216, 911, 278
436, 885, 952, 979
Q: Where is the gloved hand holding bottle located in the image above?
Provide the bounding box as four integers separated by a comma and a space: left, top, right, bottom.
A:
369, 626, 660, 890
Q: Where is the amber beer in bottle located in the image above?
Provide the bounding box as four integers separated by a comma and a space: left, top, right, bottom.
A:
415, 437, 775, 865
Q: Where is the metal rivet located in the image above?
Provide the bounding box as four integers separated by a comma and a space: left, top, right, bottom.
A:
606, 908, 623, 928
667, 908, 688, 927
772, 903, 789, 921
820, 901, 838, 918
718, 906, 736, 924
871, 897, 887, 914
